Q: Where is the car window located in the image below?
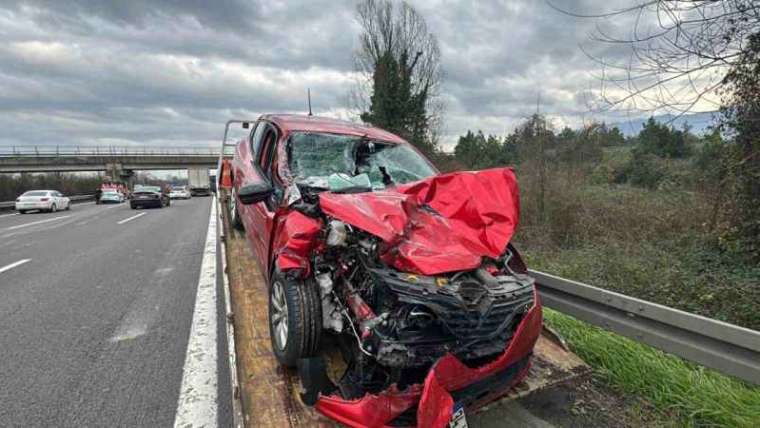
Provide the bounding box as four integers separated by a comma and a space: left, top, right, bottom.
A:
23, 191, 48, 196
249, 121, 266, 159
258, 125, 279, 176
287, 132, 436, 189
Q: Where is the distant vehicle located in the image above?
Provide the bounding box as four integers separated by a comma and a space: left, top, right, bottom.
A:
188, 168, 211, 196
15, 190, 71, 213
169, 186, 191, 200
99, 191, 125, 204
130, 186, 170, 209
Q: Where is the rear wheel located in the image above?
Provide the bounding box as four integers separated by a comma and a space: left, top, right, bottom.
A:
269, 270, 322, 367
229, 188, 244, 230
66, 202, 71, 211
50, 204, 57, 213
18, 210, 26, 214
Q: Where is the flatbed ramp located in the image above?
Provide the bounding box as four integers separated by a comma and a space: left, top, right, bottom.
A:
218, 195, 589, 427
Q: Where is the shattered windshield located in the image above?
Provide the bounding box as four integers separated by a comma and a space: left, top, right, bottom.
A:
287, 132, 436, 190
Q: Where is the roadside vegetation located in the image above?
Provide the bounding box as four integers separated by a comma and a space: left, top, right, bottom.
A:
440, 115, 760, 427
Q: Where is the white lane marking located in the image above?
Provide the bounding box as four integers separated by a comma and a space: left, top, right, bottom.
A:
5, 215, 70, 231
0, 259, 31, 274
117, 212, 146, 225
174, 199, 218, 428
0, 212, 19, 218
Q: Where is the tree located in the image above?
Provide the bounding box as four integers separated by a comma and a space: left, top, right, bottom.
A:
454, 130, 484, 169
553, 1, 759, 114
636, 117, 691, 158
720, 32, 760, 260
354, 0, 442, 156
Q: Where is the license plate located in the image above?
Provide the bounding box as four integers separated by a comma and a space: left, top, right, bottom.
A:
448, 402, 468, 428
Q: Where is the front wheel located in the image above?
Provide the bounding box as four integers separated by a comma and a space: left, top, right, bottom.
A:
269, 270, 322, 367
229, 188, 244, 230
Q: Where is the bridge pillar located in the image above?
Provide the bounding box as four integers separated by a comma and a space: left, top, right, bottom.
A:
122, 169, 135, 188
105, 162, 123, 181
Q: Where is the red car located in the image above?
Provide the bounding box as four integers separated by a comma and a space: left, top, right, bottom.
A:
220, 114, 542, 428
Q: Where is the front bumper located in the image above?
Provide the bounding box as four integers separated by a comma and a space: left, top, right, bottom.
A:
315, 292, 543, 428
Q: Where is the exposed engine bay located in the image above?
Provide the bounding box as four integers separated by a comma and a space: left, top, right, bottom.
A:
290, 180, 535, 403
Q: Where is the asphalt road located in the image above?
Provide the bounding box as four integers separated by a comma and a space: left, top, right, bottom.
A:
0, 198, 231, 427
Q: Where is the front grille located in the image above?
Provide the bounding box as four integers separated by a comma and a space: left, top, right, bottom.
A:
371, 268, 535, 361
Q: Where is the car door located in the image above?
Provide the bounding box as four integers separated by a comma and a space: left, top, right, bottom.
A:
236, 121, 281, 272
245, 122, 282, 277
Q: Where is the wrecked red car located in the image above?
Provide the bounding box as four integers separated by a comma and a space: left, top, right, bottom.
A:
221, 114, 542, 428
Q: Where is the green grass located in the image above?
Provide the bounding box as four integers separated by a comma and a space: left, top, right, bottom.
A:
544, 309, 760, 427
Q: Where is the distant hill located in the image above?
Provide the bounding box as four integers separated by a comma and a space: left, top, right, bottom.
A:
609, 111, 719, 137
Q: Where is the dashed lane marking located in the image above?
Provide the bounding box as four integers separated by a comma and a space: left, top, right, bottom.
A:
5, 215, 70, 231
117, 212, 147, 225
0, 259, 31, 274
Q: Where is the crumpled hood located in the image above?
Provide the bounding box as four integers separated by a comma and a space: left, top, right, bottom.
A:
318, 167, 520, 275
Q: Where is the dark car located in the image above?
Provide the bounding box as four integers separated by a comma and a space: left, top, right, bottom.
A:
219, 114, 542, 428
130, 185, 170, 209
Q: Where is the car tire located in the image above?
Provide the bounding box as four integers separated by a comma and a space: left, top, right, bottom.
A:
18, 210, 26, 214
229, 188, 244, 230
269, 270, 322, 368
50, 204, 57, 213
130, 204, 137, 210
66, 202, 71, 211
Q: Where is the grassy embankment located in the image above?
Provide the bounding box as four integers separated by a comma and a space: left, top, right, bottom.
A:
513, 146, 760, 427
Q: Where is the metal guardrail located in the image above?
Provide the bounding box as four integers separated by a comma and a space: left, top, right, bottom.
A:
0, 194, 96, 210
532, 270, 760, 385
0, 145, 220, 157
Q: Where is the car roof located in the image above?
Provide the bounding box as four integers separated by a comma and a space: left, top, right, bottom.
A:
260, 114, 406, 144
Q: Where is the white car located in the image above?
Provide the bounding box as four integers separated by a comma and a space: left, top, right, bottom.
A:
169, 186, 191, 200
15, 190, 71, 213
99, 191, 125, 204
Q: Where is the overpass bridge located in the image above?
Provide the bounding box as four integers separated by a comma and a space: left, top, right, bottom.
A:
0, 145, 220, 180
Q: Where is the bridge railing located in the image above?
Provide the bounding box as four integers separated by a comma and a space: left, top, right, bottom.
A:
0, 145, 221, 157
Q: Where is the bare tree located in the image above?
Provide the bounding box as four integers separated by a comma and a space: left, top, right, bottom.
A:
352, 0, 443, 152
550, 1, 760, 115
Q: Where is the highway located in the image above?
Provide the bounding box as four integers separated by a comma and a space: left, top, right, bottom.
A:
0, 198, 231, 427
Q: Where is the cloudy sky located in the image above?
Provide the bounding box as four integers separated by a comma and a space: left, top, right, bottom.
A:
0, 0, 689, 151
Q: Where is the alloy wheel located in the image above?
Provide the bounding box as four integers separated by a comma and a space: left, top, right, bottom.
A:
271, 281, 288, 351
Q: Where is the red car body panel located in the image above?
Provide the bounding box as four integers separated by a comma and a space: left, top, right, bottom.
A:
315, 292, 542, 428
319, 167, 520, 275
271, 210, 323, 275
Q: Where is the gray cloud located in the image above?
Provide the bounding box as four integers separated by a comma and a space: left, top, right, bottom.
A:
0, 0, 650, 150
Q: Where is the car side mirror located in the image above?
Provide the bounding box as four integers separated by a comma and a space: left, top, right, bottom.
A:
238, 181, 273, 205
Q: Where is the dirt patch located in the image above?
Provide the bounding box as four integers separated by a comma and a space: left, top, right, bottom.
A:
517, 376, 674, 428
